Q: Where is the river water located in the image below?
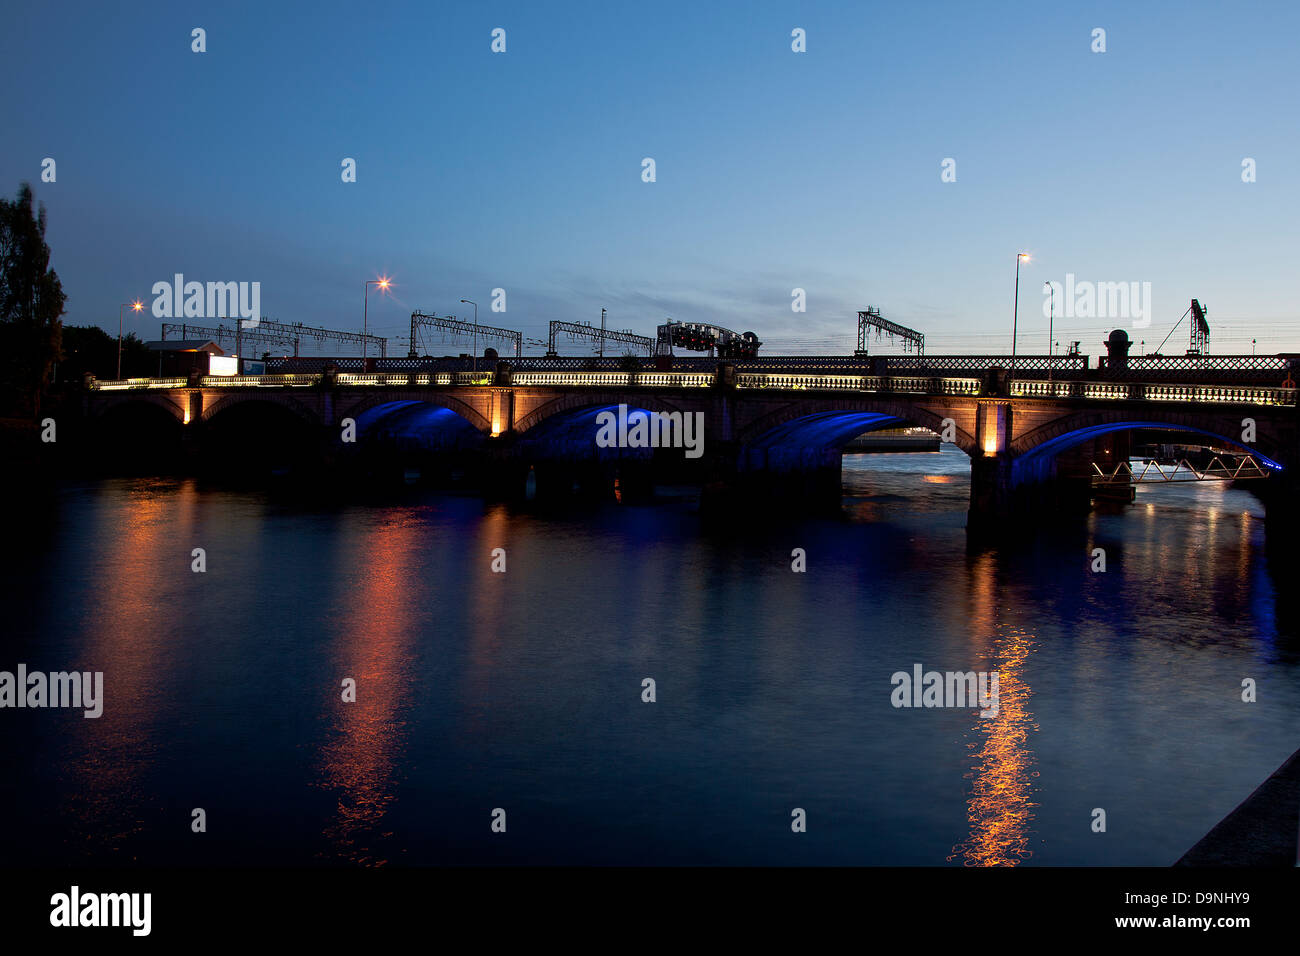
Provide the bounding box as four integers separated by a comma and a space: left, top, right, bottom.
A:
4, 446, 1297, 866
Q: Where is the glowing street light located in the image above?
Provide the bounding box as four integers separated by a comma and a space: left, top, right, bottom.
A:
363, 276, 392, 360
1011, 252, 1030, 375
118, 300, 143, 379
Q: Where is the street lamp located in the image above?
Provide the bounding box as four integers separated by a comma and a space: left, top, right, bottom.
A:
118, 300, 143, 379
1011, 252, 1030, 375
460, 298, 477, 371
1044, 280, 1054, 389
363, 276, 391, 361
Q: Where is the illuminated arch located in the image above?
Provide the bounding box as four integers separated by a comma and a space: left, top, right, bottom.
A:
737, 399, 979, 458
340, 391, 492, 435
350, 399, 486, 449
513, 392, 689, 435
1011, 414, 1285, 484
517, 401, 689, 460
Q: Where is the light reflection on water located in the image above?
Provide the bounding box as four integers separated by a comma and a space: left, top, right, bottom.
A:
949, 627, 1039, 866
57, 488, 178, 859
315, 512, 421, 866
4, 446, 1298, 866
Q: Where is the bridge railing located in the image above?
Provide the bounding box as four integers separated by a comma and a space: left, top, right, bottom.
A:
85, 370, 1298, 407
735, 372, 861, 390
199, 374, 320, 387
333, 372, 496, 386
734, 372, 984, 395
1143, 383, 1296, 405
90, 377, 190, 390
1098, 354, 1292, 374
511, 370, 714, 387
1011, 380, 1128, 400
1010, 379, 1296, 405
90, 374, 323, 389
886, 354, 1088, 376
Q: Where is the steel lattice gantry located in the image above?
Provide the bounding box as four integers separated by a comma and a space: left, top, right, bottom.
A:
855, 307, 925, 355
409, 312, 522, 357
161, 320, 386, 357
546, 320, 653, 357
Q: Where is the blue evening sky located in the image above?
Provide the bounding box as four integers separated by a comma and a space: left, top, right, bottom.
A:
2, 0, 1296, 356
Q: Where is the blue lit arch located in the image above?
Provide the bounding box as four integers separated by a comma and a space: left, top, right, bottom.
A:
740, 410, 908, 470
354, 400, 486, 450
1012, 420, 1283, 484
518, 403, 666, 459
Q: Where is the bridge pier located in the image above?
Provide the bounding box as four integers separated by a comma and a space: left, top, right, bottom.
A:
729, 444, 844, 510
968, 452, 1098, 532
1257, 470, 1300, 528
1060, 432, 1134, 504
967, 454, 1012, 530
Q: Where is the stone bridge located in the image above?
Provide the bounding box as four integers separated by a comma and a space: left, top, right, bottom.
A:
78, 362, 1300, 526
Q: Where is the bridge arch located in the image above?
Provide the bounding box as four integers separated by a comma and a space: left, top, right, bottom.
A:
513, 392, 690, 435
85, 396, 186, 468
339, 391, 492, 435
199, 391, 320, 427
736, 398, 980, 457
1011, 408, 1288, 483
346, 399, 488, 450
87, 391, 185, 423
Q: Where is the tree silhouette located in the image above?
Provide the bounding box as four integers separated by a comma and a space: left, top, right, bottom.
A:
0, 183, 66, 416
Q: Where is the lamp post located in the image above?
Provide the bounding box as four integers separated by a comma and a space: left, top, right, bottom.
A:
363, 277, 391, 362
1011, 252, 1030, 376
460, 299, 478, 371
117, 300, 143, 379
1044, 280, 1054, 389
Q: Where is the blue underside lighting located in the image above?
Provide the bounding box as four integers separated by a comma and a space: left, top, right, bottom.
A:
742, 411, 905, 471
521, 404, 658, 458
748, 412, 905, 450
1014, 420, 1283, 483
355, 401, 484, 448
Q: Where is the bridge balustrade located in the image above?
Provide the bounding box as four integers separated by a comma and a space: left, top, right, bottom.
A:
510, 371, 713, 387
199, 374, 319, 387
91, 377, 189, 391
628, 372, 713, 387
735, 373, 871, 390
1144, 383, 1295, 406
83, 367, 1298, 408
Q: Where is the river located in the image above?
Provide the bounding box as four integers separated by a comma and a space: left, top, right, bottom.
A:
4, 445, 1297, 866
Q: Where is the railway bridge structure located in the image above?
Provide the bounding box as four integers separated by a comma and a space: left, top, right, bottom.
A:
76, 348, 1300, 526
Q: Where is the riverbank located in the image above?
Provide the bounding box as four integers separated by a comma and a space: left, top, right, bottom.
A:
1177, 746, 1300, 866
